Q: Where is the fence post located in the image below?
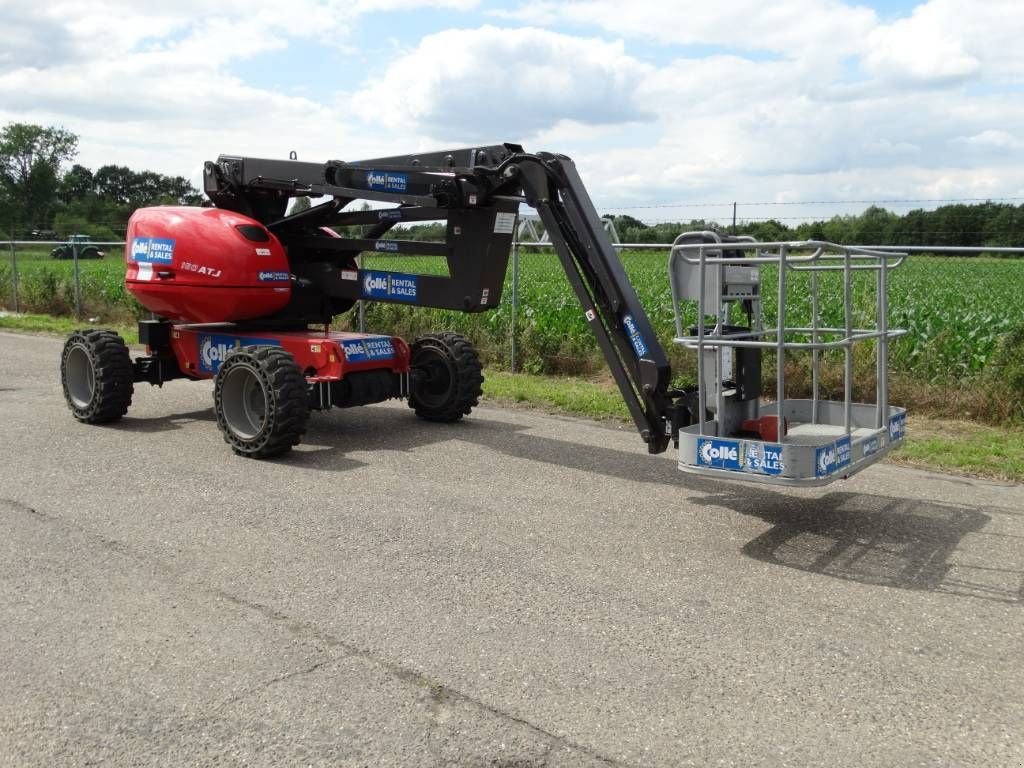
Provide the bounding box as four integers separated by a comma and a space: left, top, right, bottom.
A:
72, 239, 82, 318
8, 232, 18, 313
357, 253, 365, 333
510, 239, 519, 373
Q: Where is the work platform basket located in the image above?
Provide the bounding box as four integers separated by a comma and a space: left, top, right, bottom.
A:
668, 233, 908, 486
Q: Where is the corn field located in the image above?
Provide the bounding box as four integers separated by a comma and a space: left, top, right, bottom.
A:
2, 246, 1022, 383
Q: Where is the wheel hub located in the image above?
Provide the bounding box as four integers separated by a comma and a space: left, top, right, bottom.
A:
414, 351, 456, 409
65, 344, 95, 409
220, 364, 268, 440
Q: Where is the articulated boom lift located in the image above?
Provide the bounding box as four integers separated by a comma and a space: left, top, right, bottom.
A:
59, 143, 907, 485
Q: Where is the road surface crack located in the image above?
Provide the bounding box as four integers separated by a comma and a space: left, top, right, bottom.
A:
208, 591, 627, 766
2, 498, 632, 767
216, 658, 335, 711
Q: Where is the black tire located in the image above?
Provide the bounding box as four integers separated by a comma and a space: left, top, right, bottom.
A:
408, 332, 483, 422
213, 345, 309, 459
80, 245, 102, 259
60, 330, 134, 423
50, 246, 66, 260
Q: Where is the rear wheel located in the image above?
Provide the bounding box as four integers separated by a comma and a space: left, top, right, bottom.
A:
408, 332, 483, 422
214, 346, 309, 458
60, 330, 134, 423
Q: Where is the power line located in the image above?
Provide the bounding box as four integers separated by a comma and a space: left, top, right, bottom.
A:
637, 213, 1020, 224
597, 196, 1024, 210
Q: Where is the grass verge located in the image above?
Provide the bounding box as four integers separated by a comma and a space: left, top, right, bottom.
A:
0, 312, 138, 343
2, 313, 1020, 483
483, 371, 630, 421
888, 417, 1024, 482
483, 371, 1024, 483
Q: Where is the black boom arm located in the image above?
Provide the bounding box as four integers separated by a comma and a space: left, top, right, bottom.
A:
506, 153, 676, 453
203, 144, 687, 452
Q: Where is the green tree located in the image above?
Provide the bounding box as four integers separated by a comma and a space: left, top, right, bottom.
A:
93, 164, 136, 205
853, 205, 898, 244
742, 219, 793, 242
983, 205, 1023, 247
0, 185, 12, 234
0, 123, 78, 228
59, 164, 95, 202
287, 196, 312, 215
607, 213, 647, 231
162, 176, 204, 206
92, 164, 202, 209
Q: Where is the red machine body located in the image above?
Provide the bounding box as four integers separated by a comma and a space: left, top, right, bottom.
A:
163, 326, 411, 382
125, 207, 293, 323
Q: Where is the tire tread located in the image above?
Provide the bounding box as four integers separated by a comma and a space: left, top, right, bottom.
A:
60, 329, 134, 423
409, 332, 483, 423
214, 345, 309, 459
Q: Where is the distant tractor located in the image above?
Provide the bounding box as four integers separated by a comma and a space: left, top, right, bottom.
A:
51, 234, 104, 260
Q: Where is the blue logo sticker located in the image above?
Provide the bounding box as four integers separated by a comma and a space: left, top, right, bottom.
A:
836, 436, 852, 471
888, 413, 907, 442
198, 334, 280, 374
696, 437, 742, 471
366, 171, 409, 193
377, 209, 403, 221
342, 337, 395, 363
364, 337, 395, 359
257, 271, 289, 282
862, 437, 880, 457
131, 237, 175, 264
374, 240, 399, 253
745, 442, 784, 476
361, 270, 418, 302
363, 272, 388, 299
623, 314, 649, 359
816, 442, 839, 478
342, 341, 368, 362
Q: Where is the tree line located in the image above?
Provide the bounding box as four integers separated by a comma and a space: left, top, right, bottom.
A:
0, 122, 202, 240
348, 202, 1024, 249
3, 121, 1021, 248
605, 202, 1024, 249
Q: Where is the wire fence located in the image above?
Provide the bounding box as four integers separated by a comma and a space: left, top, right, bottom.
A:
7, 193, 1023, 242
2, 239, 126, 318
3, 237, 1024, 379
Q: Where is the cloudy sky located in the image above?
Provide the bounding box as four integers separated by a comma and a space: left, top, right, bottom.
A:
2, 0, 1022, 223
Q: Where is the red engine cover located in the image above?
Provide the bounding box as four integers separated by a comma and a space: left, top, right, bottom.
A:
125, 207, 292, 323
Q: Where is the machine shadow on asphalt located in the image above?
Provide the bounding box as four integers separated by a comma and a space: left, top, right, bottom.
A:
728, 493, 1019, 605
109, 408, 215, 433
111, 402, 1022, 605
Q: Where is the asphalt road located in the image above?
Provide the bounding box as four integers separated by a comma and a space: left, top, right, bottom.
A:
1, 330, 1022, 767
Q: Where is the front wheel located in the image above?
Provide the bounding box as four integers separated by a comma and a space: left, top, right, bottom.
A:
408, 332, 483, 422
213, 346, 310, 459
60, 330, 134, 423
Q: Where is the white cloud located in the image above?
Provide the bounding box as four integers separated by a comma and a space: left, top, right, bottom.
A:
462, 0, 1024, 212
863, 3, 980, 85
492, 0, 878, 58
955, 130, 1023, 151
864, 0, 1024, 86
350, 25, 654, 142
1, 0, 1024, 219
0, 0, 482, 176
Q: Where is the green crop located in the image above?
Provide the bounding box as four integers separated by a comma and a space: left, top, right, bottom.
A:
364, 250, 1024, 381
2, 246, 1021, 383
